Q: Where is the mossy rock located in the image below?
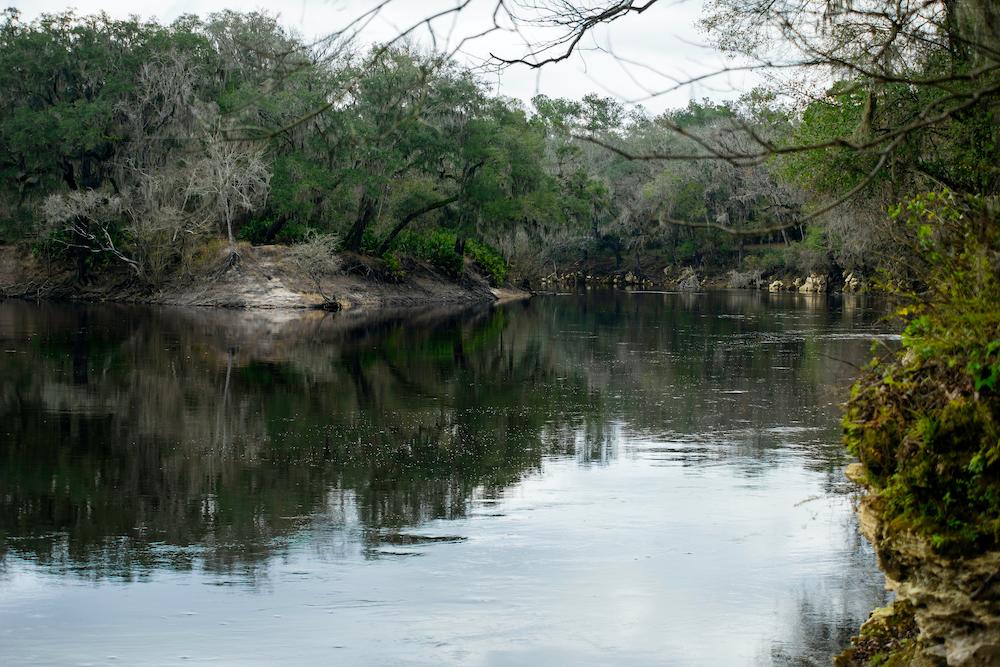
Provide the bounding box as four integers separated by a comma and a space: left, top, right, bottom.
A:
835, 600, 925, 667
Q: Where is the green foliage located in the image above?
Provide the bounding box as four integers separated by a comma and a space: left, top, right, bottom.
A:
381, 252, 405, 281
268, 155, 341, 231
844, 193, 1000, 555
0, 10, 216, 207
743, 247, 786, 273
394, 231, 464, 277
390, 231, 508, 283
238, 218, 271, 244
466, 240, 508, 285
2, 4, 994, 292
779, 82, 872, 195
675, 239, 698, 263
666, 98, 737, 129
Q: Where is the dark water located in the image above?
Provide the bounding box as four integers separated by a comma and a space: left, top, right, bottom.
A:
0, 290, 894, 666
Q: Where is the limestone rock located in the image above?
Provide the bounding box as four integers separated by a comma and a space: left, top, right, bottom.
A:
798, 273, 828, 293
849, 481, 1000, 666
677, 267, 700, 291
726, 269, 764, 289
768, 280, 785, 292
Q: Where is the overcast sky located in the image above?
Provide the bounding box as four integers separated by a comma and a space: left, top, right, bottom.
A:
10, 0, 750, 112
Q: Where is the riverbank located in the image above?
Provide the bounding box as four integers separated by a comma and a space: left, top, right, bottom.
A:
539, 264, 869, 294
834, 196, 1000, 666
0, 243, 529, 311
838, 464, 1000, 666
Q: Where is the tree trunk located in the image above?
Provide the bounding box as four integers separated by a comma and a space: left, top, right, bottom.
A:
344, 193, 377, 252
375, 193, 459, 256
61, 159, 78, 191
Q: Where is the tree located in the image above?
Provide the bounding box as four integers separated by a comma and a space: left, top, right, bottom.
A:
188, 137, 272, 256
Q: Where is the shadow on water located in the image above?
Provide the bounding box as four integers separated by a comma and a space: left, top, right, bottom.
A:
0, 289, 894, 664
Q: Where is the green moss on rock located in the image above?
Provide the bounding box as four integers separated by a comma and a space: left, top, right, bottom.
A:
843, 192, 1000, 557
835, 600, 920, 667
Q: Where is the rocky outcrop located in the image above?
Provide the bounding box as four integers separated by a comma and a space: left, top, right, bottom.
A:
844, 271, 864, 293
677, 268, 700, 291
726, 268, 764, 289
843, 463, 1000, 666
768, 279, 785, 292
798, 272, 828, 293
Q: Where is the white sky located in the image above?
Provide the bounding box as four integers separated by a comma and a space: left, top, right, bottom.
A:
11, 0, 751, 112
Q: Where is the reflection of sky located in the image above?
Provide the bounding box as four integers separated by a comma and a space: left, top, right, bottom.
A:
0, 292, 893, 665
1, 440, 886, 665
10, 0, 756, 111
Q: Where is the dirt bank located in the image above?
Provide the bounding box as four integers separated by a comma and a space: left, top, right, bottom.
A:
0, 244, 529, 311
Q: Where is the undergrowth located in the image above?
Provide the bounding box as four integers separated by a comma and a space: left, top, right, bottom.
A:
392, 231, 509, 284
843, 191, 1000, 556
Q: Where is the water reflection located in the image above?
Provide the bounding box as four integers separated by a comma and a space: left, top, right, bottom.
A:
0, 291, 892, 665
1, 301, 595, 574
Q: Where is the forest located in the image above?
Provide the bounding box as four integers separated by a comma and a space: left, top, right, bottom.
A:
1, 2, 993, 290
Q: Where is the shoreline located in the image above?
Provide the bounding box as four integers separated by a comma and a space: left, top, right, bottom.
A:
0, 244, 531, 313
839, 464, 1000, 666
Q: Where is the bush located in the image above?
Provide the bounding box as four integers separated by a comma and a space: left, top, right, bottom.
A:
784, 226, 831, 273
381, 252, 405, 282
743, 247, 786, 273
675, 238, 698, 263
287, 232, 340, 303
466, 239, 508, 285
394, 230, 463, 276
843, 192, 1000, 555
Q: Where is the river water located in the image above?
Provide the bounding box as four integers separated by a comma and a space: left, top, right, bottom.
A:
0, 290, 894, 666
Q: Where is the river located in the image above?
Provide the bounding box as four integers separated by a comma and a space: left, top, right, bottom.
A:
0, 290, 894, 666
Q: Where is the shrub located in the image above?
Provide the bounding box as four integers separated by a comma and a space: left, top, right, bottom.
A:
743, 247, 786, 273
287, 232, 340, 304
466, 239, 508, 285
394, 230, 463, 276
675, 238, 698, 263
785, 226, 831, 273
381, 252, 405, 282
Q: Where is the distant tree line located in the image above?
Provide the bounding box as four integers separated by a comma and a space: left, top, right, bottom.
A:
1, 4, 996, 287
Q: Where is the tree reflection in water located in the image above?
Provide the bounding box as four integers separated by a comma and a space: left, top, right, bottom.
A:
0, 300, 604, 575
0, 291, 892, 663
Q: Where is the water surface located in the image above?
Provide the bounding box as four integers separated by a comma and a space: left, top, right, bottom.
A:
0, 290, 893, 665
